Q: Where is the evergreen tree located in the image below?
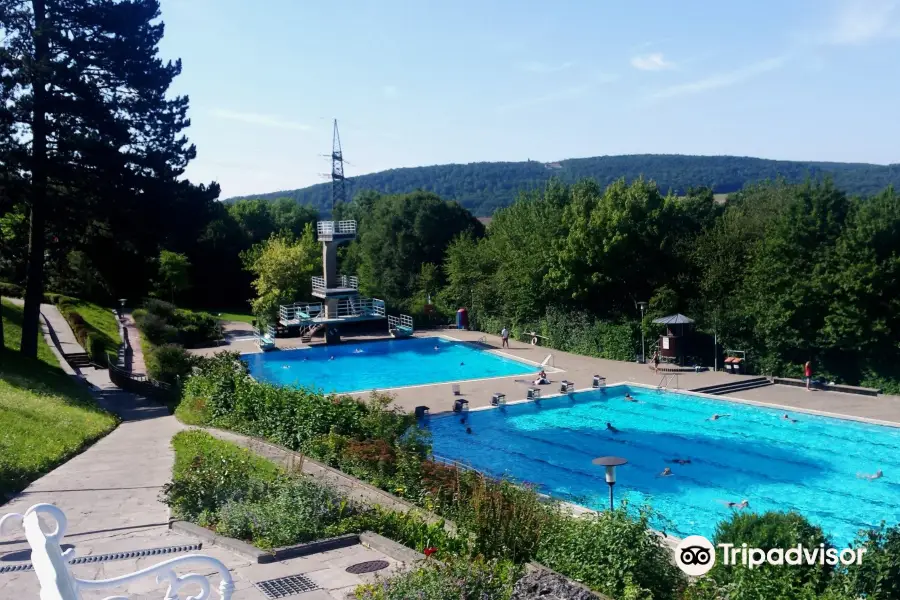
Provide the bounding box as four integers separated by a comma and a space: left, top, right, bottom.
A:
0, 0, 195, 357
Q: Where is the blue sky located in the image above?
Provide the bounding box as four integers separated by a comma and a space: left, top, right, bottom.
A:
157, 0, 900, 198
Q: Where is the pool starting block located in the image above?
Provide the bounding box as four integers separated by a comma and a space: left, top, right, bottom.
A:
592, 375, 606, 388
527, 387, 541, 400
491, 393, 506, 406
453, 398, 469, 413
560, 380, 575, 393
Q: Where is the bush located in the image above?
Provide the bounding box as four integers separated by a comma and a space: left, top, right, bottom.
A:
134, 311, 178, 346
144, 298, 177, 320
828, 522, 900, 600
163, 430, 281, 520
686, 511, 834, 600
535, 506, 685, 600
356, 557, 522, 600
146, 343, 193, 385
0, 282, 23, 298
173, 309, 222, 348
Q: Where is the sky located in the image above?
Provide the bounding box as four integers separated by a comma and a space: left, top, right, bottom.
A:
157, 0, 900, 199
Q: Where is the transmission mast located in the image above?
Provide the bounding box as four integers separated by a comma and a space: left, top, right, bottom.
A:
330, 119, 347, 212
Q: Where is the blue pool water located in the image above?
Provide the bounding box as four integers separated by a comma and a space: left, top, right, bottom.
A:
429, 386, 900, 544
243, 336, 536, 393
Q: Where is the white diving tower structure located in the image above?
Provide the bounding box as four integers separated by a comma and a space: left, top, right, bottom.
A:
277, 220, 390, 343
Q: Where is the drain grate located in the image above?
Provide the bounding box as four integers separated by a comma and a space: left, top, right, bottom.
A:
255, 574, 319, 599
346, 560, 390, 574
0, 543, 203, 575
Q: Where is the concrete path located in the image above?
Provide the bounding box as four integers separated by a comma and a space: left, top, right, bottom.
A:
1, 303, 385, 599
121, 311, 147, 375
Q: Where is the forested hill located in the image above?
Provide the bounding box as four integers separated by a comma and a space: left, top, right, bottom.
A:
225, 154, 900, 217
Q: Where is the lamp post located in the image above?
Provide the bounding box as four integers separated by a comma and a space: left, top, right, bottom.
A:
637, 302, 648, 363
592, 456, 628, 510
118, 298, 127, 322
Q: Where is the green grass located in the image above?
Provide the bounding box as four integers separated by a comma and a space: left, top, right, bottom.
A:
65, 300, 121, 362
183, 308, 255, 324
0, 299, 117, 496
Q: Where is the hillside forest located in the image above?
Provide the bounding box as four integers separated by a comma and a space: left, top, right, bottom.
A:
226, 154, 900, 217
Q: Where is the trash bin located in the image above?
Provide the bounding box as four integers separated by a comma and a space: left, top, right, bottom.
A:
733, 358, 744, 375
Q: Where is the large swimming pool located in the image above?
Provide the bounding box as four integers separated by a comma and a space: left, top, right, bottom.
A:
243, 336, 537, 393
429, 385, 900, 544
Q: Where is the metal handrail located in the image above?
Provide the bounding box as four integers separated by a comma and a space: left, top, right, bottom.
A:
316, 220, 357, 237
388, 314, 414, 331
312, 274, 359, 293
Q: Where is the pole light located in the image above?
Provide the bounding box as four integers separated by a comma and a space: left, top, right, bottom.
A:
592, 456, 628, 510
637, 302, 648, 363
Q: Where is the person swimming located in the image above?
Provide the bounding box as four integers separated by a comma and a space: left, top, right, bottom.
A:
782, 413, 798, 423
353, 348, 364, 354
669, 458, 691, 465
460, 362, 465, 366
606, 422, 620, 433
857, 470, 884, 480
434, 345, 440, 350
719, 499, 750, 509
659, 467, 673, 477
329, 356, 335, 361
623, 393, 638, 402
465, 427, 473, 435
709, 413, 731, 421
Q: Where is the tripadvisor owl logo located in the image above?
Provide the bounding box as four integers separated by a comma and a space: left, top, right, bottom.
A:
675, 535, 716, 576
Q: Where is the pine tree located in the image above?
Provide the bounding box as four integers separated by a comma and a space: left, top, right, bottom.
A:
0, 0, 195, 357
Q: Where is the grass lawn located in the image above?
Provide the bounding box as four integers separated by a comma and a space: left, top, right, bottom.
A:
65, 300, 121, 363
0, 299, 117, 497
183, 307, 255, 324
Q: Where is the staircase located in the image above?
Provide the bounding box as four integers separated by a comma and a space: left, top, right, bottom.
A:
301, 323, 324, 343
691, 377, 772, 396
64, 352, 93, 369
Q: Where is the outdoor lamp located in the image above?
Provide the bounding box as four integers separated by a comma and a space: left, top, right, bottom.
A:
592, 456, 628, 510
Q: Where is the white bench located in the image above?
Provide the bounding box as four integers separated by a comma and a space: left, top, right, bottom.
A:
1, 503, 234, 600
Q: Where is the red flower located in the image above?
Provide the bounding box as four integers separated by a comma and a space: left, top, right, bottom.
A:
423, 547, 437, 557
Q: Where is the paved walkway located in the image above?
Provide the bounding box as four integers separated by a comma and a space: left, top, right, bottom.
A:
1, 304, 391, 599
121, 311, 147, 375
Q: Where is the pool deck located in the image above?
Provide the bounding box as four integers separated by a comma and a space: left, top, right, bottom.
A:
189, 326, 900, 426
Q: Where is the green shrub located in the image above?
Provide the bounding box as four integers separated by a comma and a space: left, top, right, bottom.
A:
163, 430, 280, 520
144, 298, 177, 320
146, 343, 193, 385
0, 282, 23, 297
535, 506, 684, 600
173, 309, 222, 348
688, 511, 834, 600
215, 478, 352, 549
355, 556, 522, 600
135, 311, 178, 346
827, 522, 900, 600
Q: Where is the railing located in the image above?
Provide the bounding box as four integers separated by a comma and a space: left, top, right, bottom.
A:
658, 373, 680, 390
388, 314, 414, 331
334, 297, 385, 318
279, 302, 324, 324
312, 274, 359, 294
316, 220, 357, 238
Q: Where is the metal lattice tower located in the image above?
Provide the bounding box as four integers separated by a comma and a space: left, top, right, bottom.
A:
330, 119, 347, 212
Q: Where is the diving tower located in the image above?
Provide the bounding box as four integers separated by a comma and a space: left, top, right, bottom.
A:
277, 219, 387, 343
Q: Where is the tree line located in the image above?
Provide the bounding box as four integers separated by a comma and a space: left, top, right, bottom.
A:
226, 154, 900, 217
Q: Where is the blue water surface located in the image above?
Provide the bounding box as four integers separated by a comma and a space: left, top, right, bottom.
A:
429, 386, 900, 544
243, 336, 536, 393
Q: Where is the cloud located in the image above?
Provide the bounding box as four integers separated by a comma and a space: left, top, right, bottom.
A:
630, 53, 675, 71
210, 109, 311, 131
382, 85, 399, 99
824, 0, 900, 45
649, 56, 787, 100
496, 85, 590, 113
517, 61, 575, 74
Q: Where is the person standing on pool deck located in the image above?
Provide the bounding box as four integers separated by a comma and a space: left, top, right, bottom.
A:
501, 327, 510, 348
804, 360, 813, 391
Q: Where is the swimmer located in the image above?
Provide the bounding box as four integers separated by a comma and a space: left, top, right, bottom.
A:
460, 417, 466, 424
782, 413, 798, 423
606, 422, 620, 433
857, 470, 884, 481
460, 362, 465, 366
434, 345, 440, 350
659, 467, 673, 477
465, 427, 473, 435
623, 393, 638, 402
709, 413, 731, 421
669, 458, 691, 465
718, 499, 749, 509
329, 356, 335, 361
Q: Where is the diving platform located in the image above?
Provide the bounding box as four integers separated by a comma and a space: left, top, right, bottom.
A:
388, 314, 414, 338
316, 220, 357, 242
279, 296, 386, 327
312, 274, 359, 299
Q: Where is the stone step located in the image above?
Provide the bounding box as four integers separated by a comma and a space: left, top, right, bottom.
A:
691, 377, 772, 395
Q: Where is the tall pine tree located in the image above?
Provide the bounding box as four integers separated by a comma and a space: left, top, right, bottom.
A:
0, 0, 195, 357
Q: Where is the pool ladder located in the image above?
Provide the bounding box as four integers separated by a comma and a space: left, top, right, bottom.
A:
658, 373, 679, 390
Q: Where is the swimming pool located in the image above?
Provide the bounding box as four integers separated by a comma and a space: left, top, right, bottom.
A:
428, 385, 900, 544
242, 336, 537, 393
